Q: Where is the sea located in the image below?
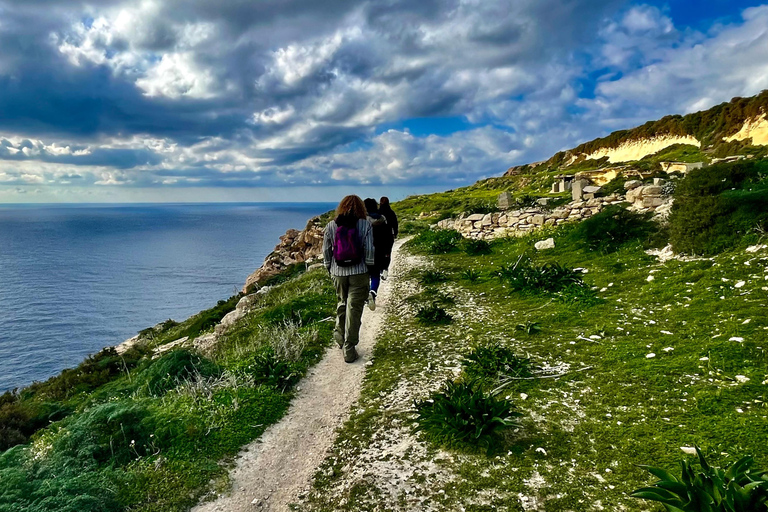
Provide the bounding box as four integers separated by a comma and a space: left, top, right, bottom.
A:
0, 202, 335, 393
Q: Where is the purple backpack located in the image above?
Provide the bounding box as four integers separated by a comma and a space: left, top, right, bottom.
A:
334, 222, 363, 266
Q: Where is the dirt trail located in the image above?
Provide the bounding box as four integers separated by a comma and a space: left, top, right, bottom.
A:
193, 238, 408, 512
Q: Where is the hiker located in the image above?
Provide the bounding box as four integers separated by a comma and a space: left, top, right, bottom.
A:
378, 196, 398, 280
323, 195, 374, 363
363, 198, 393, 311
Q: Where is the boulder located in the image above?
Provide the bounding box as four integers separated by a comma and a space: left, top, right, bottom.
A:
625, 180, 642, 190
466, 213, 485, 221
643, 185, 663, 196
236, 294, 260, 312
532, 214, 545, 226
535, 238, 555, 250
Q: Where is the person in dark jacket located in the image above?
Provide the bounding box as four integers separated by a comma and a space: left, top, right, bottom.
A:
378, 196, 398, 280
363, 198, 393, 311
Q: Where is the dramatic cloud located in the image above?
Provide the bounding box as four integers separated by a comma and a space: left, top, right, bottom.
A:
0, 0, 766, 201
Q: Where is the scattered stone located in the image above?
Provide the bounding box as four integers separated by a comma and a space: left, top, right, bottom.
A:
534, 238, 555, 251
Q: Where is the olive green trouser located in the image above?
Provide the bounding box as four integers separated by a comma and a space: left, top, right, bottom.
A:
332, 273, 370, 362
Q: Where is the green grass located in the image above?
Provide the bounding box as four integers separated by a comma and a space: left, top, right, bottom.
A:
0, 268, 336, 512
305, 221, 768, 511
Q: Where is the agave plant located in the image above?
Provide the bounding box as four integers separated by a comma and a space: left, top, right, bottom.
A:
631, 447, 768, 512
414, 379, 521, 455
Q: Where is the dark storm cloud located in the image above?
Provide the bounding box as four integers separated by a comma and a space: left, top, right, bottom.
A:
1, 0, 765, 197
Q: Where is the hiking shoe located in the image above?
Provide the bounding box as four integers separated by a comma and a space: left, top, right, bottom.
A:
367, 290, 377, 311
381, 270, 388, 280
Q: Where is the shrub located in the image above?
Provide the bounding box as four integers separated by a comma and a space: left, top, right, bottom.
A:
568, 205, 656, 253
670, 192, 768, 255
52, 401, 156, 466
464, 200, 498, 215
515, 321, 542, 335
414, 380, 521, 454
498, 256, 585, 293
415, 305, 453, 325
406, 289, 456, 307
263, 320, 317, 362
554, 283, 601, 306
260, 293, 332, 326
460, 268, 481, 282
632, 447, 768, 511
461, 239, 492, 255
600, 176, 628, 196
179, 294, 241, 339
398, 220, 430, 236
0, 399, 69, 451
419, 269, 449, 285
23, 346, 148, 402
463, 343, 533, 380
669, 161, 768, 255
249, 349, 299, 392
138, 349, 221, 396
410, 229, 462, 254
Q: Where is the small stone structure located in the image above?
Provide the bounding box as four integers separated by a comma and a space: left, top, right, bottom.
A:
550, 175, 575, 193
659, 161, 704, 173
497, 191, 513, 210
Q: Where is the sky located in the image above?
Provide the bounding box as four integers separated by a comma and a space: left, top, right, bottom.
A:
0, 0, 767, 203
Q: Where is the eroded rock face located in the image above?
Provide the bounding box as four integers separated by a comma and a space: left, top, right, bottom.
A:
242, 216, 326, 293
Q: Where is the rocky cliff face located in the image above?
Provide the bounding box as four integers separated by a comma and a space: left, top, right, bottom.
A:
242, 216, 326, 293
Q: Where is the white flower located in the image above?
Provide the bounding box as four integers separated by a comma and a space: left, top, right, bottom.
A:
646, 353, 656, 358
730, 337, 744, 342
735, 281, 746, 288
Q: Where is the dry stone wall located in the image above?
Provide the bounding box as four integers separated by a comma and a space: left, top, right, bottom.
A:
436, 195, 626, 239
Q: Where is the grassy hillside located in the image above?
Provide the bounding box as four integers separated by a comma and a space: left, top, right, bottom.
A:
306, 181, 768, 510
0, 269, 335, 512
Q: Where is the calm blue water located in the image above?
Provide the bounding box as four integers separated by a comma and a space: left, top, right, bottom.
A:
0, 203, 334, 393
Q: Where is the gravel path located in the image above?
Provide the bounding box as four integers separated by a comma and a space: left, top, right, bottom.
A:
193, 237, 408, 512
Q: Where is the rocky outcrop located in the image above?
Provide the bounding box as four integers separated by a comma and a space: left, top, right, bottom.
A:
242, 216, 325, 293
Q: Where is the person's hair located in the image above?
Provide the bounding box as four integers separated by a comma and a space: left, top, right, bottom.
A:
363, 197, 378, 213
336, 195, 367, 220
379, 196, 390, 208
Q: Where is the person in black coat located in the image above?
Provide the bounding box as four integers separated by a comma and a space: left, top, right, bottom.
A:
378, 196, 398, 279
363, 198, 393, 311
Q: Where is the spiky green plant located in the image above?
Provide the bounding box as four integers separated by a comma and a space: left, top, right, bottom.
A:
463, 343, 533, 380
515, 321, 542, 335
461, 239, 492, 256
414, 379, 521, 455
419, 269, 449, 285
460, 268, 481, 282
631, 447, 768, 511
497, 256, 584, 293
415, 305, 453, 325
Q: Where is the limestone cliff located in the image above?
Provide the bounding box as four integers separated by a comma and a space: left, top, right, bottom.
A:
504, 90, 768, 174
242, 216, 326, 293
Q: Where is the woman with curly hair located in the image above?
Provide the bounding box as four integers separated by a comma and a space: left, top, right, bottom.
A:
322, 195, 374, 363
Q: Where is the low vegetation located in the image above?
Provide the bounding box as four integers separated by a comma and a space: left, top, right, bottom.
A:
305, 198, 768, 510
632, 447, 768, 511
0, 267, 335, 512
414, 380, 522, 455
